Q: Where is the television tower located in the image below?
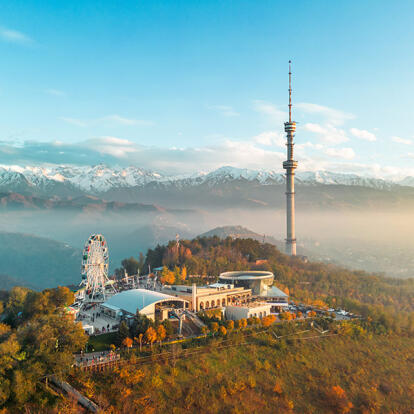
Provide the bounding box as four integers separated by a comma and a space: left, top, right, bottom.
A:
283, 60, 298, 256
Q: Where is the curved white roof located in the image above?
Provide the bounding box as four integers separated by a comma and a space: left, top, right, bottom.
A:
103, 289, 186, 315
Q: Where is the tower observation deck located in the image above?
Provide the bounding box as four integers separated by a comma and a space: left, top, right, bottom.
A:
283, 61, 298, 256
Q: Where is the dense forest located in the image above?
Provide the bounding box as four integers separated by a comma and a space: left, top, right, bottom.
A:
0, 286, 87, 412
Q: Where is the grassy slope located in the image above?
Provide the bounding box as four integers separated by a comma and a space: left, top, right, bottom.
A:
88, 333, 118, 352
74, 328, 414, 414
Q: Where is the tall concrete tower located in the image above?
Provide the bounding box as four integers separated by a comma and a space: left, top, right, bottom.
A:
283, 61, 298, 256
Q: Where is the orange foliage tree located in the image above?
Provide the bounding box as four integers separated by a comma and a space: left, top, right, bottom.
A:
160, 266, 175, 285
145, 327, 157, 349
219, 326, 227, 336
210, 322, 219, 336
325, 385, 353, 414
122, 337, 133, 348
262, 315, 276, 327
180, 266, 187, 280
157, 325, 166, 344
225, 320, 234, 330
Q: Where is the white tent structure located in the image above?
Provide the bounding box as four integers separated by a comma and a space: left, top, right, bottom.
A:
101, 289, 188, 321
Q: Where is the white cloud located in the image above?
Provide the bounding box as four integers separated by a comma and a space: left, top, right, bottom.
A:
296, 102, 354, 126
86, 136, 137, 158
296, 141, 324, 151
59, 114, 154, 127
4, 138, 414, 180
303, 123, 349, 144
350, 128, 376, 142
103, 114, 153, 126
59, 117, 87, 127
254, 131, 285, 147
392, 136, 412, 145
208, 105, 239, 117
253, 100, 286, 123
324, 147, 355, 160
0, 27, 32, 44
46, 89, 66, 97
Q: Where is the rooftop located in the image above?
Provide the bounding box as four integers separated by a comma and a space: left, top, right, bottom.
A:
226, 302, 271, 309
219, 271, 274, 280
102, 289, 186, 315
262, 286, 289, 298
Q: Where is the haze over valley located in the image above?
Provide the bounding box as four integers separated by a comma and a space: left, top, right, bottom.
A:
1, 164, 414, 289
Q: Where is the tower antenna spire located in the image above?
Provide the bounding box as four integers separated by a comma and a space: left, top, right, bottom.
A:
283, 59, 298, 256
288, 60, 292, 123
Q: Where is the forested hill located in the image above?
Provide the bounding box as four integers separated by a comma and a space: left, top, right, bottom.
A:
141, 236, 414, 332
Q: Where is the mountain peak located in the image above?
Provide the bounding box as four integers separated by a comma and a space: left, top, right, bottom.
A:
0, 164, 408, 195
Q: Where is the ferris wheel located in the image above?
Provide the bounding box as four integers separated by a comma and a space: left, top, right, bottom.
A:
80, 234, 114, 303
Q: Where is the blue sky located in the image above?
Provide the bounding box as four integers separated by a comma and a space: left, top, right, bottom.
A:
1, 0, 414, 177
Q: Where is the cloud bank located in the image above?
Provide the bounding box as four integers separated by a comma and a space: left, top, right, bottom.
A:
0, 135, 411, 179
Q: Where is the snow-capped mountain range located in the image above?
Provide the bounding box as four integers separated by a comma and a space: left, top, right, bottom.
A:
0, 164, 409, 195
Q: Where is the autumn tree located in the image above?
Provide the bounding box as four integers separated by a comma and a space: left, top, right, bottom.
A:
122, 337, 133, 351
173, 266, 181, 283
225, 320, 234, 330
138, 333, 144, 352
49, 286, 74, 308
160, 266, 175, 285
145, 327, 157, 349
180, 266, 187, 281
262, 315, 276, 327
157, 325, 166, 344
210, 322, 219, 336
161, 319, 173, 338
273, 381, 283, 395
219, 326, 227, 336
325, 385, 353, 414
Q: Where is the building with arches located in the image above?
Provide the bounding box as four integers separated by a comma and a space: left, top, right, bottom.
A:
161, 283, 252, 312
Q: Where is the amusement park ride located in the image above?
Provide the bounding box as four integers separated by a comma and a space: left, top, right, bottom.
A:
75, 234, 117, 308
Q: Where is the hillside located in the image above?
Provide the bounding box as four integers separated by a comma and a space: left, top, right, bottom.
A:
199, 225, 283, 247
0, 273, 34, 291
144, 236, 414, 319
1, 237, 414, 412
71, 329, 414, 414
0, 192, 167, 213
0, 232, 81, 290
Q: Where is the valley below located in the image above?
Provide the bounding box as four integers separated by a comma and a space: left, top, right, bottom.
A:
1, 165, 414, 289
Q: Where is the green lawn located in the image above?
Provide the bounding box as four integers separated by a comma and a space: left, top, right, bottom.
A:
87, 332, 118, 352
